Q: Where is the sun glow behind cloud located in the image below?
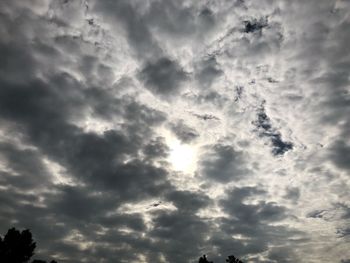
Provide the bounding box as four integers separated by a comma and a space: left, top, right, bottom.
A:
168, 138, 197, 173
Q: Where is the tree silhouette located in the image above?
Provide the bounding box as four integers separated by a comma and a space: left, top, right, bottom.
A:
0, 227, 36, 263
198, 254, 243, 263
0, 227, 58, 263
199, 254, 213, 263
226, 255, 243, 263
32, 260, 57, 263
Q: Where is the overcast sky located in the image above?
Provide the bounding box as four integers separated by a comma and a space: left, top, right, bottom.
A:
0, 0, 349, 262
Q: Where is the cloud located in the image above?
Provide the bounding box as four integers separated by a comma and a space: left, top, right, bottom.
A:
139, 57, 188, 97
283, 187, 300, 204
336, 228, 350, 238
220, 187, 287, 224
93, 0, 162, 59
267, 246, 298, 263
198, 144, 249, 183
169, 120, 199, 143
211, 186, 302, 262
329, 140, 350, 172
0, 0, 350, 262
149, 210, 210, 263
0, 142, 52, 190
165, 189, 212, 213
195, 56, 223, 89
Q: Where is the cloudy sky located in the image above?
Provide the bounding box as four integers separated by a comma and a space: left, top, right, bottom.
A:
0, 0, 349, 262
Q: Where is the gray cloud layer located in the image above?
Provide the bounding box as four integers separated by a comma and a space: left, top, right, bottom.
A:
0, 0, 349, 262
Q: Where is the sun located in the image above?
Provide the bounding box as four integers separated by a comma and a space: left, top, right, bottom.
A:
168, 139, 197, 173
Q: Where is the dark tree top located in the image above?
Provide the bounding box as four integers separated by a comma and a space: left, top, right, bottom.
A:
226, 255, 244, 263
0, 227, 58, 263
0, 227, 36, 263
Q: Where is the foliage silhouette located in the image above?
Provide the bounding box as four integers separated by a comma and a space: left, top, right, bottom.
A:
0, 228, 58, 263
32, 260, 57, 263
199, 254, 213, 263
0, 227, 36, 263
226, 255, 243, 263
198, 254, 243, 263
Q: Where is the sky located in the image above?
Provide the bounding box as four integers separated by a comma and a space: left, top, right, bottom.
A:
0, 0, 349, 262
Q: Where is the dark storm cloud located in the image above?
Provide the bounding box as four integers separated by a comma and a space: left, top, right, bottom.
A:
96, 213, 146, 232
84, 87, 124, 119
48, 185, 119, 220
93, 0, 162, 59
139, 57, 188, 97
0, 142, 51, 189
165, 189, 212, 213
214, 186, 302, 262
169, 120, 199, 143
144, 0, 217, 40
0, 91, 172, 261
317, 79, 350, 173
0, 185, 76, 261
195, 56, 223, 88
337, 203, 350, 220
296, 7, 350, 176
1, 0, 350, 262
267, 246, 298, 263
93, 0, 220, 98
78, 55, 115, 86
0, 188, 42, 223
53, 131, 171, 198
0, 4, 176, 261
149, 210, 210, 263
136, 189, 214, 263
0, 43, 37, 84
145, 0, 196, 36
198, 7, 216, 31
92, 0, 220, 98
142, 137, 169, 159
3, 183, 154, 263
253, 106, 293, 156
328, 140, 350, 172
89, 228, 157, 263
220, 187, 287, 224
199, 144, 249, 182
0, 65, 171, 198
